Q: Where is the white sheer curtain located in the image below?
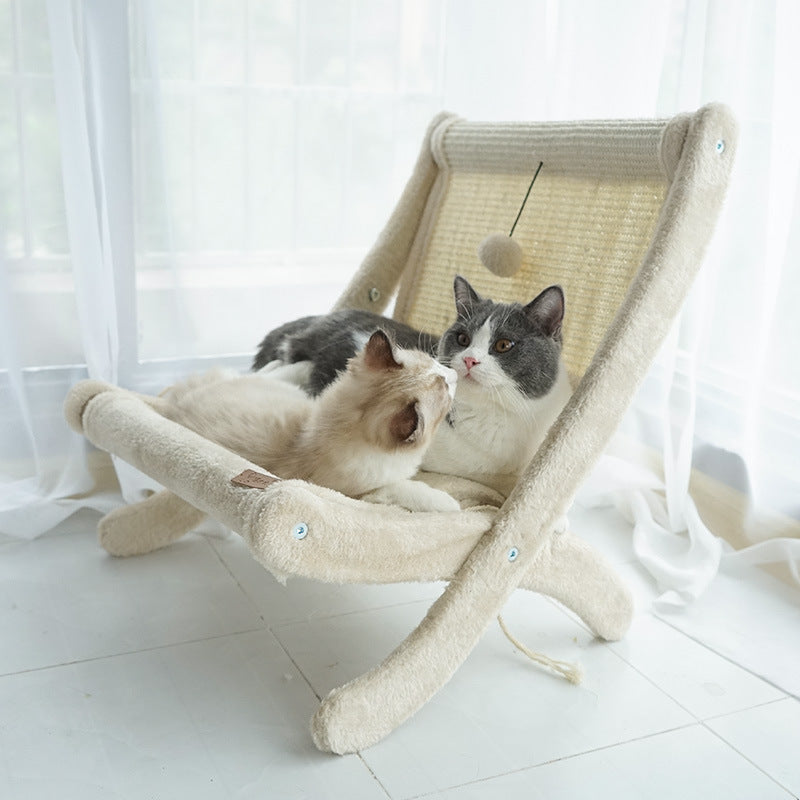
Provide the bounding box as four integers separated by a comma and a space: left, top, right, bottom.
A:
1, 0, 448, 535
449, 0, 800, 696
1, 0, 798, 688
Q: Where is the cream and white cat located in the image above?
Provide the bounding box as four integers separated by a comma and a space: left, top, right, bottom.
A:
148, 329, 459, 512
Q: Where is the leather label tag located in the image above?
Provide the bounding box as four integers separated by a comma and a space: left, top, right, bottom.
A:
231, 469, 280, 490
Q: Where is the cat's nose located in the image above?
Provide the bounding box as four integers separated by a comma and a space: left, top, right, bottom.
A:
463, 356, 480, 372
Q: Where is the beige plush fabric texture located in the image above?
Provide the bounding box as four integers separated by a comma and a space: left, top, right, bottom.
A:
65, 103, 737, 754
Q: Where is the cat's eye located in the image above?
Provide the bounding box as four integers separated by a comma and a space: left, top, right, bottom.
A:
494, 338, 514, 353
456, 332, 471, 347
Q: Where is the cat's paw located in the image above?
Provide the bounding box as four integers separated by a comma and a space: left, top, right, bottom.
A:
257, 359, 314, 386
361, 481, 461, 512
411, 487, 462, 513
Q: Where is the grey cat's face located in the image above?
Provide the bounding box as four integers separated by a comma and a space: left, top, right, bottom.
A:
437, 276, 565, 399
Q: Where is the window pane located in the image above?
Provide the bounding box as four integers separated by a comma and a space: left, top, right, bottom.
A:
130, 0, 447, 363
23, 81, 68, 258
295, 93, 346, 247
0, 79, 23, 259
133, 87, 195, 254
347, 96, 395, 244
147, 0, 194, 81
303, 0, 349, 85
195, 88, 245, 249
18, 0, 52, 75
399, 0, 443, 93
9, 273, 83, 367
0, 0, 13, 74
247, 91, 295, 250
248, 0, 296, 85
197, 0, 245, 84
352, 0, 399, 90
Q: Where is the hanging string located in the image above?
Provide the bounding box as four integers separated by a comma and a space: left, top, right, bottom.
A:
478, 160, 545, 278
509, 160, 544, 237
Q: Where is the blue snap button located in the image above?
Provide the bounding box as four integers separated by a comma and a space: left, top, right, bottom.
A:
508, 547, 519, 562
715, 139, 725, 154
292, 523, 308, 540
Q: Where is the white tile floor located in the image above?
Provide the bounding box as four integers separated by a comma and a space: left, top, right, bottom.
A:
1, 505, 798, 800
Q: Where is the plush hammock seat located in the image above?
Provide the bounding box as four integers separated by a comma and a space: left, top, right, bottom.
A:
64, 103, 737, 754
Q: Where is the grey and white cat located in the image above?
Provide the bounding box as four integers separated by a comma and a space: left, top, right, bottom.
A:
253, 310, 438, 396
254, 276, 573, 496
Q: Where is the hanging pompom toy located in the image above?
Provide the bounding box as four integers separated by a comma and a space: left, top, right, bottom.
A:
478, 233, 523, 277
478, 161, 543, 278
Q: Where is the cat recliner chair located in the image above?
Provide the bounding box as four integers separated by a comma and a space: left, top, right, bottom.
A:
64, 103, 737, 754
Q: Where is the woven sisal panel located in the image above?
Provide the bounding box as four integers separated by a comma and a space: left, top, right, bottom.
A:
394, 169, 667, 381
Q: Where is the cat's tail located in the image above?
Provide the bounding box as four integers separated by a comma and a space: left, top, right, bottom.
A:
128, 390, 174, 417
252, 315, 319, 371
131, 368, 238, 421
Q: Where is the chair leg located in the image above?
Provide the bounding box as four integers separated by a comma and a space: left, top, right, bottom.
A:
98, 490, 206, 556
520, 531, 633, 641
311, 531, 521, 754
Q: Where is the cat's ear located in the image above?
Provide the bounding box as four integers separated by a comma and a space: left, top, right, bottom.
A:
390, 401, 421, 443
453, 275, 481, 318
524, 285, 565, 339
363, 329, 402, 371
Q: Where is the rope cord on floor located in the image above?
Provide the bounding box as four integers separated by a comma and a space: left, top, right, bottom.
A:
497, 615, 583, 685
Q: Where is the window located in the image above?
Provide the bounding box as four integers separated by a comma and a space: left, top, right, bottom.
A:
0, 0, 447, 371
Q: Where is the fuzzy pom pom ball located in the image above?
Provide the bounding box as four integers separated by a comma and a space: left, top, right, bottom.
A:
478, 233, 523, 278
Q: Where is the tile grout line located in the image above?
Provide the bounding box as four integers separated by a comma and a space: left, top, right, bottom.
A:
405, 721, 702, 800
0, 626, 266, 679
217, 537, 786, 799
488, 598, 799, 800
536, 596, 705, 724
204, 535, 330, 705
653, 611, 797, 700
549, 548, 792, 713
700, 699, 799, 800
602, 640, 707, 720
700, 698, 797, 798
205, 534, 445, 628
2, 532, 278, 680
268, 627, 323, 703
207, 535, 397, 796
204, 533, 273, 628
206, 534, 417, 799
701, 695, 791, 724
355, 754, 394, 800
572, 604, 792, 727
267, 623, 396, 800
14, 528, 395, 799
503, 601, 800, 797
269, 594, 440, 630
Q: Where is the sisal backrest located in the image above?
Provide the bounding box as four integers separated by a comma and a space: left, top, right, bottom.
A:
389, 116, 689, 383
